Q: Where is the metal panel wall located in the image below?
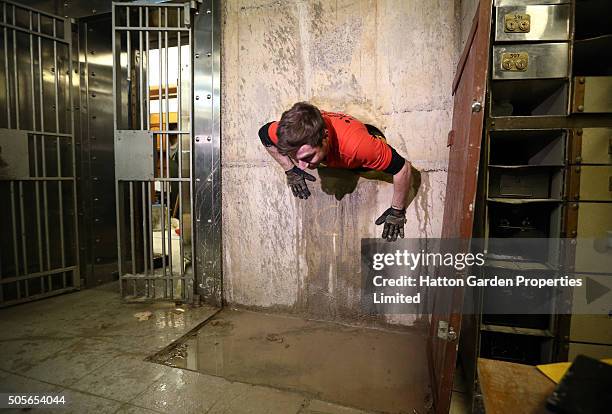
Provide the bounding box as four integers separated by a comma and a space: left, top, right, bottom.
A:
193, 0, 221, 306
112, 1, 195, 302
0, 0, 79, 306
193, 0, 223, 306
76, 13, 118, 287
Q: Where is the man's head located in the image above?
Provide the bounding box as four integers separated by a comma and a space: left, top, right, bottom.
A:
277, 102, 329, 169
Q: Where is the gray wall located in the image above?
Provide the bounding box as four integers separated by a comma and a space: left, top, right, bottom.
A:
221, 0, 464, 326
460, 0, 480, 50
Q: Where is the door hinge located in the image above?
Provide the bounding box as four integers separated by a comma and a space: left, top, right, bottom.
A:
437, 320, 458, 342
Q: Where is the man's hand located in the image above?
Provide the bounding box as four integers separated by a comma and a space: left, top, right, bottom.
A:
375, 207, 407, 241
286, 166, 316, 199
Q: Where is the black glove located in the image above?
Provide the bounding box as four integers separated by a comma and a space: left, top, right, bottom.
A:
375, 207, 407, 241
285, 166, 316, 199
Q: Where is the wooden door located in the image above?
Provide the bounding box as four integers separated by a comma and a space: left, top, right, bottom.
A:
428, 1, 492, 412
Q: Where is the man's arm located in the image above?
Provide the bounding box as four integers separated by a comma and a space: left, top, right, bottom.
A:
265, 144, 295, 171
375, 161, 412, 241
259, 122, 316, 199
391, 161, 412, 209
259, 122, 294, 171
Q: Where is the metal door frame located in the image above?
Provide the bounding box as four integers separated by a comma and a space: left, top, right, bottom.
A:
429, 0, 493, 412
0, 0, 80, 307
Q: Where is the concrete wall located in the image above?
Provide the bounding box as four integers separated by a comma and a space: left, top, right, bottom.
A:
460, 0, 480, 51
221, 0, 463, 325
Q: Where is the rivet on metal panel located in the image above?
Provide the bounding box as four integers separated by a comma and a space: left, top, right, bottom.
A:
207, 177, 212, 182
92, 156, 97, 160
195, 53, 200, 58
206, 136, 211, 141
195, 136, 200, 142
196, 178, 201, 182
577, 105, 584, 112
196, 218, 201, 222
91, 71, 96, 77
207, 94, 212, 99
576, 128, 583, 136
207, 219, 212, 223
90, 50, 95, 55
579, 77, 585, 84
91, 93, 96, 97
206, 9, 211, 14
207, 52, 212, 57
196, 96, 200, 100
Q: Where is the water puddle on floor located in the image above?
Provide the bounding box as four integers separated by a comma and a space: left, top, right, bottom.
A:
151, 309, 431, 413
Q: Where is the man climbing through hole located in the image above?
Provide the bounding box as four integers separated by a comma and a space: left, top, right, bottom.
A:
259, 102, 413, 242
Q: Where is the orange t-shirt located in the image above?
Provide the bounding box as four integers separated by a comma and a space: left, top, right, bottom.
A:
259, 111, 405, 174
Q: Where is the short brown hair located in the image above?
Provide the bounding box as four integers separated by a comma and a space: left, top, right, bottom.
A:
276, 102, 325, 155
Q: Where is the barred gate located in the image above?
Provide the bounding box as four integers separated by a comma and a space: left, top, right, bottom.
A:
0, 1, 79, 307
112, 1, 195, 302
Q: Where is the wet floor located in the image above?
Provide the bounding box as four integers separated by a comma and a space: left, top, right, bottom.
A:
152, 309, 431, 413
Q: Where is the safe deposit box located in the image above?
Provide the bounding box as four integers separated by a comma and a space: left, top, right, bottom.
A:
462, 1, 612, 405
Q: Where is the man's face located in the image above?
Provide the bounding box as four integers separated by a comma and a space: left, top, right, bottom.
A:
291, 131, 329, 170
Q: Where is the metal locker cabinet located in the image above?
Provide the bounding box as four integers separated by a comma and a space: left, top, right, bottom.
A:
569, 128, 612, 165
569, 314, 612, 345
572, 76, 612, 113
495, 4, 570, 42
568, 342, 612, 360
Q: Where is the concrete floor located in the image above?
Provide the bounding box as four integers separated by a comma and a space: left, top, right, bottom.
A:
1, 282, 433, 414
0, 283, 474, 414
152, 309, 431, 413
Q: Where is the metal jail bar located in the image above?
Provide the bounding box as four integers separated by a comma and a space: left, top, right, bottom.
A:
0, 0, 79, 307
112, 2, 194, 302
